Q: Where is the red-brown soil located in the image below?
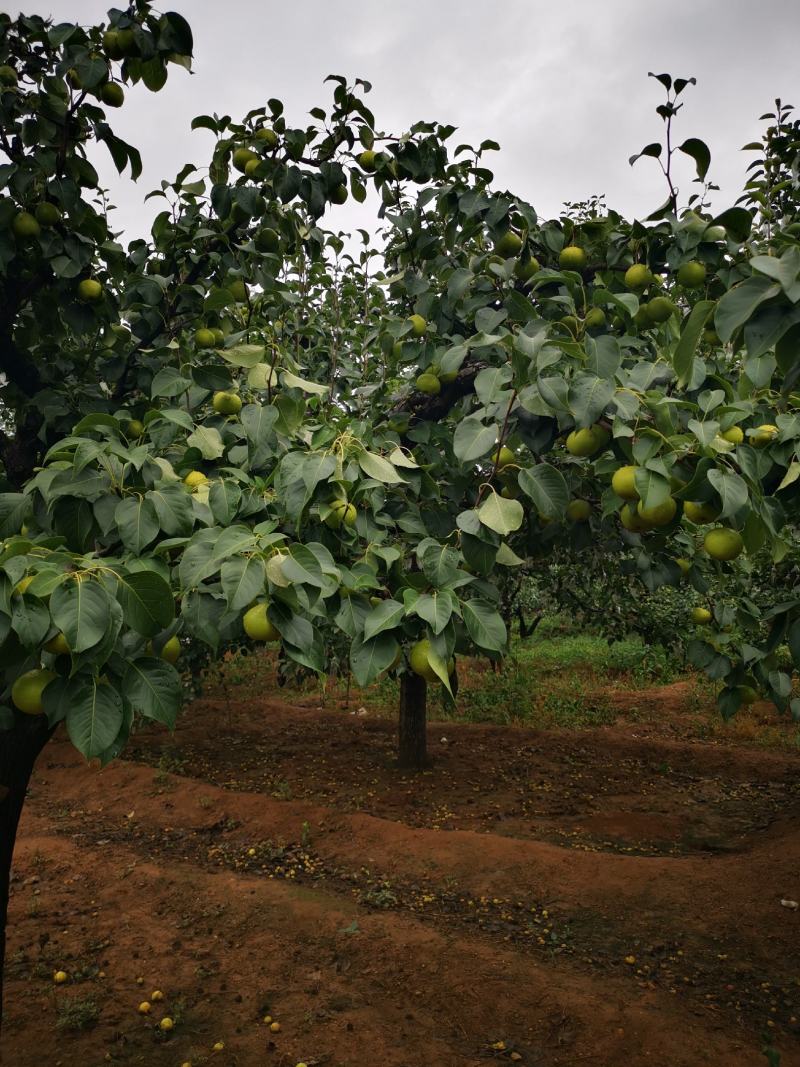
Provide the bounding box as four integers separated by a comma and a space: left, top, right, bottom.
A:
3, 685, 799, 1067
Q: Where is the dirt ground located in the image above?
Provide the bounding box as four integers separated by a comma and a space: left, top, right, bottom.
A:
3, 681, 800, 1067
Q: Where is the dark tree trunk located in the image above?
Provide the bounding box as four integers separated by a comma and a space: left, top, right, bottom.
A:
0, 410, 44, 490
398, 673, 428, 769
0, 715, 53, 1033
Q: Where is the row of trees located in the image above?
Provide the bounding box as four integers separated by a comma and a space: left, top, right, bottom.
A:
0, 1, 798, 1025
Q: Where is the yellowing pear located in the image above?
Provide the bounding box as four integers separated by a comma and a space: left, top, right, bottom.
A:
611, 465, 639, 501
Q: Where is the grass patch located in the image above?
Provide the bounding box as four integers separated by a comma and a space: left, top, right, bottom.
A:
202, 617, 800, 750
56, 994, 100, 1032
520, 630, 679, 685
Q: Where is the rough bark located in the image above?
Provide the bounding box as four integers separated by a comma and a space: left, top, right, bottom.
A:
398, 672, 428, 769
0, 715, 54, 1033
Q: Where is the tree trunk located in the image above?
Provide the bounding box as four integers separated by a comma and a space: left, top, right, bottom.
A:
0, 715, 53, 1034
0, 410, 44, 490
398, 673, 428, 769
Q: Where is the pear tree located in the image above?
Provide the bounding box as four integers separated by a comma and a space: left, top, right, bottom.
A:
0, 5, 799, 1029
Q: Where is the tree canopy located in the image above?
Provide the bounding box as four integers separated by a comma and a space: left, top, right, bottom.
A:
1, 6, 799, 769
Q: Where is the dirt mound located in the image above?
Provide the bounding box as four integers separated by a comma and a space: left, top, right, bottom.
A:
4, 692, 799, 1066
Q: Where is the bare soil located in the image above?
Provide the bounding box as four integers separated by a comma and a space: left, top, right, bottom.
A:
3, 681, 799, 1066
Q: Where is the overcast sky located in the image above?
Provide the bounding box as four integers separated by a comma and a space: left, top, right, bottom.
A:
61, 0, 800, 243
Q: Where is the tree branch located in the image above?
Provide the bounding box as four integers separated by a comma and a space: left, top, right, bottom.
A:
392, 357, 486, 424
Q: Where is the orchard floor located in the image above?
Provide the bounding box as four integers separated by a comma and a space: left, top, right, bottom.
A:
4, 680, 800, 1067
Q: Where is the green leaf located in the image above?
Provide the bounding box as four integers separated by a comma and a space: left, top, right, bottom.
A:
209, 480, 242, 525
496, 542, 525, 566
151, 367, 191, 398
711, 207, 753, 243
221, 556, 266, 612
420, 544, 461, 587
48, 468, 111, 502
634, 469, 671, 511
50, 580, 111, 653
707, 468, 749, 518
447, 267, 474, 299
116, 570, 175, 637
363, 598, 405, 641
41, 676, 71, 727
26, 568, 67, 600
678, 138, 710, 181
474, 366, 512, 405
141, 56, 168, 92
777, 461, 800, 492
453, 417, 497, 463
537, 376, 570, 412
749, 247, 800, 301
147, 484, 193, 536
673, 300, 715, 384
241, 404, 278, 469
568, 374, 615, 426
715, 277, 781, 344
350, 633, 399, 687
221, 344, 265, 369
411, 591, 455, 634
247, 363, 279, 390
73, 413, 121, 435
462, 598, 507, 653
157, 10, 194, 54
75, 53, 111, 88
213, 527, 259, 562
460, 532, 497, 575
0, 494, 31, 538
281, 370, 329, 395
123, 658, 182, 729
504, 289, 537, 325
477, 491, 523, 536
269, 600, 315, 650
358, 451, 406, 484
154, 408, 194, 431
518, 463, 568, 519
178, 534, 217, 589
302, 453, 337, 493
387, 447, 418, 469
181, 590, 225, 650
335, 595, 370, 639
65, 678, 124, 759
115, 497, 160, 555
280, 544, 326, 588
629, 142, 662, 167
768, 670, 792, 700
424, 642, 453, 693
191, 114, 218, 133
187, 426, 225, 460
688, 418, 720, 447
439, 344, 467, 377
585, 335, 621, 379
746, 305, 800, 361
11, 597, 50, 648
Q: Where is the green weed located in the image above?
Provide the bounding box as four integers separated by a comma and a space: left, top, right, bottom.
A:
56, 995, 100, 1032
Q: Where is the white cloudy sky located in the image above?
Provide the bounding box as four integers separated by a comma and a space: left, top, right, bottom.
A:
62, 0, 800, 242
